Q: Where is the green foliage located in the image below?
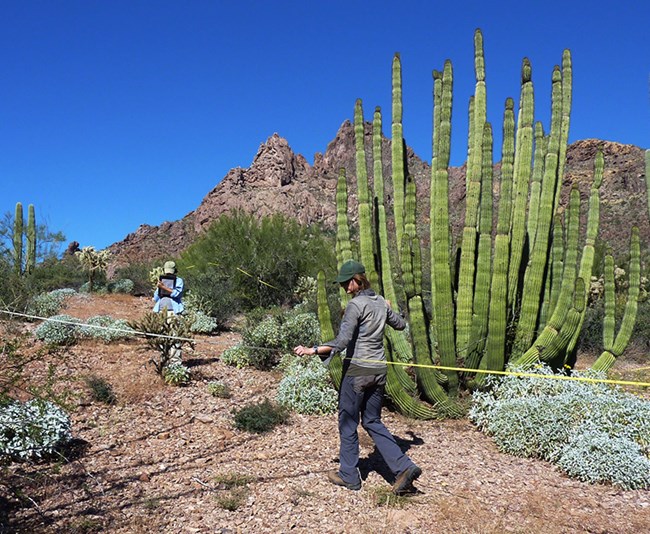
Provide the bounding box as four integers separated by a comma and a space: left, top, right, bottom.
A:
113, 261, 160, 296
207, 381, 231, 398
182, 267, 238, 325
109, 278, 134, 294
469, 364, 650, 489
84, 375, 117, 405
75, 246, 111, 292
220, 343, 251, 368
276, 356, 337, 415
27, 288, 76, 318
0, 398, 72, 461
233, 398, 289, 433
163, 363, 191, 386
34, 314, 81, 346
79, 315, 135, 343
188, 311, 219, 334
177, 210, 336, 311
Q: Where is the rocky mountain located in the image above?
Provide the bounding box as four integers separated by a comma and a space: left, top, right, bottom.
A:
107, 121, 648, 274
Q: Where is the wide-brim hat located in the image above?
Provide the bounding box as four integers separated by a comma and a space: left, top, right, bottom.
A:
334, 260, 365, 283
163, 261, 177, 274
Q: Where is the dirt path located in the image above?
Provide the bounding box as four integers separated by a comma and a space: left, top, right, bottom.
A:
2, 294, 649, 533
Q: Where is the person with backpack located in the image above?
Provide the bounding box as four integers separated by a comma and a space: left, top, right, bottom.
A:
294, 259, 421, 494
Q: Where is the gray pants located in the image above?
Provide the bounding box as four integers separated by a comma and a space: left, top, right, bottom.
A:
337, 374, 415, 485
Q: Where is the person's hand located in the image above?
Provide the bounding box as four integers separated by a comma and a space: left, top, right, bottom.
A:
386, 299, 392, 309
293, 345, 311, 356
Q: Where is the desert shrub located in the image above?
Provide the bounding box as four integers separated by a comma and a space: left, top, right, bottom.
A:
469, 364, 650, 489
128, 312, 193, 376
163, 363, 191, 386
177, 210, 336, 313
182, 269, 238, 326
279, 312, 321, 350
27, 288, 76, 318
243, 316, 283, 369
0, 398, 72, 461
233, 398, 288, 433
207, 381, 231, 398
557, 430, 650, 490
220, 344, 251, 368
113, 261, 160, 296
276, 356, 337, 415
188, 311, 219, 334
84, 375, 117, 405
109, 278, 134, 294
79, 315, 135, 343
34, 314, 81, 345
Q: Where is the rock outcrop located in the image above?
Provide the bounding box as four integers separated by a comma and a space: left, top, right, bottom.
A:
108, 121, 648, 274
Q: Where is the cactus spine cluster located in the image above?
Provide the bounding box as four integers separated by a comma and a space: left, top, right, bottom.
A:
317, 30, 641, 419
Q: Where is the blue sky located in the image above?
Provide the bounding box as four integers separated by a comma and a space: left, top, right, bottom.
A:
2, 1, 648, 252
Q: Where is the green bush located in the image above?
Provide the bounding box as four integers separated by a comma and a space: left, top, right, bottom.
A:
233, 398, 288, 433
79, 315, 135, 343
277, 356, 337, 415
279, 312, 321, 350
469, 364, 650, 489
109, 278, 135, 294
0, 398, 72, 461
177, 210, 336, 312
34, 314, 81, 345
85, 375, 117, 405
189, 311, 219, 334
113, 261, 160, 296
163, 364, 191, 386
207, 381, 231, 398
220, 344, 251, 368
182, 268, 238, 326
27, 288, 76, 318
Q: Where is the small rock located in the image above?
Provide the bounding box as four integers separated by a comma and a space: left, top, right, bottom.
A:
195, 413, 214, 424
139, 473, 150, 482
158, 432, 170, 439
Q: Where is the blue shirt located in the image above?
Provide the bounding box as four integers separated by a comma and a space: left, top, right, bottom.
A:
153, 276, 185, 314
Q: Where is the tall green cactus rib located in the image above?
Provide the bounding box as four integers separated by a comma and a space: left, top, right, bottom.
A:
391, 54, 406, 257
592, 228, 641, 372
526, 122, 547, 252
26, 204, 36, 274
511, 187, 581, 367
353, 99, 376, 282
456, 30, 486, 364
507, 58, 534, 308
316, 271, 342, 388
548, 213, 565, 317
602, 254, 616, 351
554, 50, 572, 215
645, 150, 650, 218
336, 167, 353, 303
13, 202, 23, 274
564, 149, 604, 364
475, 104, 515, 381
430, 60, 458, 393
512, 66, 563, 358
467, 122, 494, 370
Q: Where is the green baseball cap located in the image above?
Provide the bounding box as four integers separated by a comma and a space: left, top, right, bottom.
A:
334, 260, 366, 283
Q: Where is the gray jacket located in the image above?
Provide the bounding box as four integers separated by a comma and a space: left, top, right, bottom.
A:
323, 289, 406, 376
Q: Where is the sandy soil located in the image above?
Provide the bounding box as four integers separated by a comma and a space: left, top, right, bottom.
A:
1, 293, 649, 533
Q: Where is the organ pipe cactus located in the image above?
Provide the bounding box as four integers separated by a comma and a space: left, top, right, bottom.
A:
13, 202, 23, 275
591, 228, 641, 372
321, 29, 639, 419
26, 204, 36, 274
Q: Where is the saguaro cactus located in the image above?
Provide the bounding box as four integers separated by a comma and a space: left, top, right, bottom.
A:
26, 204, 36, 274
13, 202, 23, 275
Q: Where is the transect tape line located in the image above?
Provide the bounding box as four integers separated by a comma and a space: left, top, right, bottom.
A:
2, 308, 649, 389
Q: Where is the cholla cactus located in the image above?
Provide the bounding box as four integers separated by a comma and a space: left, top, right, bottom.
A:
149, 266, 164, 289
75, 246, 111, 292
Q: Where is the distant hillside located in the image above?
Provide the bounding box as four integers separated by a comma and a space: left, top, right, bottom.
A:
107, 120, 648, 273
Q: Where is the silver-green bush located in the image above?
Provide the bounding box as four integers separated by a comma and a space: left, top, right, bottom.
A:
189, 311, 219, 334
469, 364, 650, 489
279, 312, 321, 350
27, 288, 77, 318
110, 278, 134, 294
79, 315, 135, 342
163, 364, 191, 386
34, 314, 81, 345
276, 356, 337, 415
0, 399, 72, 461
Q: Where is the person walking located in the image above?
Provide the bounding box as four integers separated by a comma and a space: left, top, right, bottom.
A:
294, 259, 421, 494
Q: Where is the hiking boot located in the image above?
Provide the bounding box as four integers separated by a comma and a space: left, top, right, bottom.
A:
327, 470, 361, 491
392, 465, 422, 494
